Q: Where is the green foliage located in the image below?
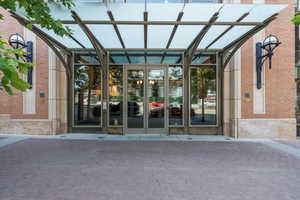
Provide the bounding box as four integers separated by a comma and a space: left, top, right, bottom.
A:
0, 0, 74, 95
0, 39, 32, 95
292, 12, 300, 25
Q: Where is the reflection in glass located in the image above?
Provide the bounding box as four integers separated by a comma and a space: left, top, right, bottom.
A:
191, 53, 216, 64
74, 65, 102, 126
74, 52, 100, 65
127, 70, 144, 128
190, 66, 216, 125
148, 69, 165, 128
109, 66, 123, 126
169, 66, 183, 126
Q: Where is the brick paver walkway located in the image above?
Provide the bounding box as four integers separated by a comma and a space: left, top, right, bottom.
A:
0, 138, 300, 200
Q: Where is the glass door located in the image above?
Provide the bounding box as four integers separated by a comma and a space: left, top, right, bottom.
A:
124, 65, 168, 134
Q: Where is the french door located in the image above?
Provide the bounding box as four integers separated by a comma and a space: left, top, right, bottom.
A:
124, 65, 168, 134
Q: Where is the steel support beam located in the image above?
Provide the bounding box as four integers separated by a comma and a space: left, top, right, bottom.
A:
71, 10, 106, 62
10, 12, 70, 54
222, 14, 277, 68
107, 10, 131, 63
161, 11, 184, 64
205, 12, 249, 50
186, 12, 219, 65
11, 13, 71, 78
36, 20, 263, 26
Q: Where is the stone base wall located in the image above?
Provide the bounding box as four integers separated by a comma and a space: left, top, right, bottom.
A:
238, 118, 296, 139
0, 114, 67, 135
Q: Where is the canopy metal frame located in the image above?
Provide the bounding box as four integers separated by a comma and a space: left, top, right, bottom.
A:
10, 5, 280, 132
11, 5, 278, 68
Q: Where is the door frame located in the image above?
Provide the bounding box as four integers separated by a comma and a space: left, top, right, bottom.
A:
123, 64, 169, 134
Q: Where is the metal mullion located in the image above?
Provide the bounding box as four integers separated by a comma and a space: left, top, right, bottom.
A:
144, 11, 148, 63
205, 12, 250, 50
51, 20, 264, 26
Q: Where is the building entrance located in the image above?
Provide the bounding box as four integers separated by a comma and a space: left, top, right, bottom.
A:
124, 65, 168, 134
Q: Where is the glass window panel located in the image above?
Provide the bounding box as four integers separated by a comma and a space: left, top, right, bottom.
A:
147, 56, 162, 64
74, 52, 100, 64
192, 53, 216, 64
129, 56, 146, 64
190, 65, 217, 125
169, 66, 183, 126
111, 56, 130, 64
163, 56, 182, 64
74, 65, 102, 126
127, 69, 145, 128
109, 65, 123, 126
148, 69, 165, 128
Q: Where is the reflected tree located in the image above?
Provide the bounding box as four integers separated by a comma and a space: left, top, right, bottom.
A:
191, 66, 215, 122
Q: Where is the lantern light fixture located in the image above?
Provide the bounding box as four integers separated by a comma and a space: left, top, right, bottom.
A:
256, 34, 281, 89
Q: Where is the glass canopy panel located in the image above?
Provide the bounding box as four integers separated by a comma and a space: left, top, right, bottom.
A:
109, 4, 144, 21
88, 25, 122, 48
209, 25, 255, 49
181, 4, 223, 21
118, 25, 144, 48
147, 4, 184, 21
170, 26, 203, 49
15, 3, 287, 50
216, 4, 254, 22
242, 4, 287, 22
148, 25, 174, 48
198, 25, 229, 49
35, 24, 92, 48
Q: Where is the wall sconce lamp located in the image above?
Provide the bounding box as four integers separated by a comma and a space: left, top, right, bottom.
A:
8, 33, 33, 87
256, 34, 281, 89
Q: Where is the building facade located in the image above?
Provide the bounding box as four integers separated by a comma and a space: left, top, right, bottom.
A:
0, 0, 297, 139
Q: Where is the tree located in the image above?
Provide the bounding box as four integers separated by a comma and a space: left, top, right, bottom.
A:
292, 12, 300, 25
0, 0, 74, 95
191, 66, 215, 122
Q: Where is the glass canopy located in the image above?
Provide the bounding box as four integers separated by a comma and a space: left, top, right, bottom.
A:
15, 2, 287, 51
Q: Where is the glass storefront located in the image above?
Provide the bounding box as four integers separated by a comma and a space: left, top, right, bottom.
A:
72, 51, 218, 132
190, 65, 217, 125
73, 65, 102, 126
